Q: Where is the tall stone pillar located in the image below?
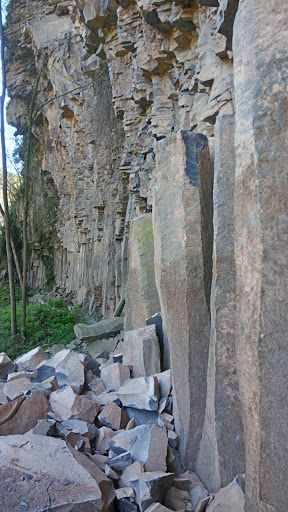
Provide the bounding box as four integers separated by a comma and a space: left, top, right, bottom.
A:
196, 115, 245, 492
125, 214, 160, 332
153, 131, 212, 469
233, 2, 288, 511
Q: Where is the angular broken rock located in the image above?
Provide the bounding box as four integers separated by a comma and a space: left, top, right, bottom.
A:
49, 386, 100, 422
124, 407, 159, 427
119, 461, 145, 487
186, 473, 210, 512
95, 426, 118, 452
159, 412, 174, 431
68, 444, 115, 512
205, 476, 245, 512
166, 446, 184, 474
87, 337, 120, 360
117, 376, 159, 411
110, 424, 167, 471
116, 487, 135, 500
0, 385, 7, 405
33, 418, 56, 436
153, 371, 172, 399
61, 419, 98, 440
15, 346, 47, 372
105, 464, 120, 481
145, 503, 173, 512
131, 472, 175, 512
0, 397, 24, 426
74, 317, 124, 342
101, 363, 130, 391
0, 352, 15, 378
2, 377, 35, 401
89, 376, 106, 394
168, 431, 179, 449
66, 431, 92, 453
107, 451, 133, 472
91, 390, 120, 406
99, 401, 129, 430
0, 392, 50, 435
93, 452, 108, 470
116, 487, 137, 512
123, 325, 161, 378
0, 432, 106, 511
163, 486, 190, 511
78, 353, 101, 377
37, 349, 85, 394
7, 370, 38, 381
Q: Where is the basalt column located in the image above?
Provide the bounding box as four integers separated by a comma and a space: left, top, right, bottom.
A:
234, 2, 288, 511
125, 214, 160, 332
153, 131, 212, 469
196, 115, 245, 492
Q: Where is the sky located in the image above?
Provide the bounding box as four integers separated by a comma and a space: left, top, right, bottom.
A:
0, 2, 20, 176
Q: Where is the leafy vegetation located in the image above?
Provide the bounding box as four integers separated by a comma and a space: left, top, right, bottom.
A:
4, 0, 13, 28
0, 283, 83, 359
0, 203, 22, 272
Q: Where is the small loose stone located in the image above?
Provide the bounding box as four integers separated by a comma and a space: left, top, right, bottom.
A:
20, 501, 29, 511
60, 479, 70, 486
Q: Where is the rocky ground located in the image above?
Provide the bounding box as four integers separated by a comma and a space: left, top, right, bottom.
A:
0, 319, 244, 511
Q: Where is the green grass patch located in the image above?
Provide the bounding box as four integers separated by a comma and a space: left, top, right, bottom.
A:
0, 285, 83, 360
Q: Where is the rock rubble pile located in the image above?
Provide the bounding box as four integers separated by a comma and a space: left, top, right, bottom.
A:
0, 322, 244, 511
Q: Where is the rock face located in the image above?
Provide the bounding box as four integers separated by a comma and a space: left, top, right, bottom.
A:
153, 131, 212, 469
196, 115, 244, 491
4, 0, 288, 506
233, 2, 288, 511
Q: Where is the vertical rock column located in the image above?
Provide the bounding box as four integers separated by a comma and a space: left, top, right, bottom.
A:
153, 131, 212, 469
125, 214, 160, 332
196, 115, 245, 492
233, 2, 288, 511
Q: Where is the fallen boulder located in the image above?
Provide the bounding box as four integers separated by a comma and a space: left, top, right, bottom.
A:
0, 392, 50, 435
2, 377, 35, 400
14, 346, 47, 372
99, 401, 129, 430
131, 472, 175, 512
145, 503, 173, 512
0, 352, 15, 378
0, 397, 24, 426
123, 325, 161, 378
117, 376, 159, 411
205, 476, 245, 512
49, 386, 100, 422
74, 318, 124, 342
95, 426, 118, 452
37, 349, 85, 394
110, 424, 168, 471
101, 363, 130, 391
119, 461, 145, 487
0, 432, 105, 511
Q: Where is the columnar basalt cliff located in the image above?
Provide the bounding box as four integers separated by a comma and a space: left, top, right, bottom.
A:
5, 0, 288, 511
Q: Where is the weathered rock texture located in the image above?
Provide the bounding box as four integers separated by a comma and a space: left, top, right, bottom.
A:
153, 131, 212, 468
125, 214, 160, 331
5, 0, 288, 507
233, 2, 288, 511
196, 115, 244, 491
6, 0, 233, 320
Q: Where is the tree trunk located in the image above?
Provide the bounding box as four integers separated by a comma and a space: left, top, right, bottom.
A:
0, 0, 17, 335
0, 203, 23, 288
